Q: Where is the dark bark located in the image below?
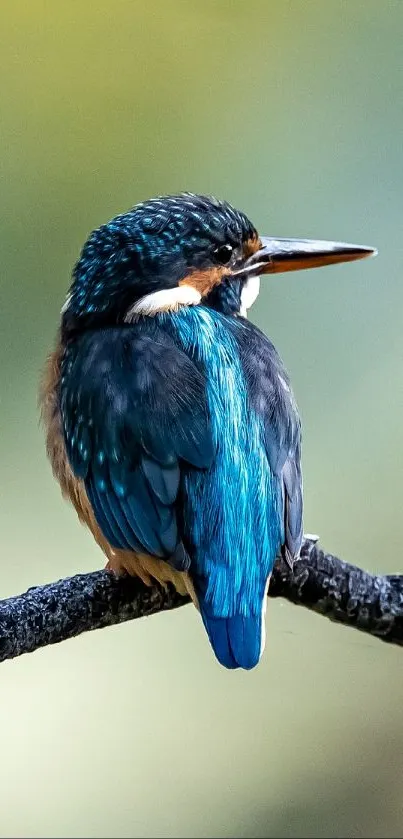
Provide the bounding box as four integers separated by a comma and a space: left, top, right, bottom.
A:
0, 536, 401, 663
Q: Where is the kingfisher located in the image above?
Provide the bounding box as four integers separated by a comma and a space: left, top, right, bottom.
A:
40, 194, 375, 669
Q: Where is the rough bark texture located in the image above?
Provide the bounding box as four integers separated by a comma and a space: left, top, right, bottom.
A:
0, 537, 401, 663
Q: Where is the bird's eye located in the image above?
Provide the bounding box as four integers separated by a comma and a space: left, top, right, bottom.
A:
213, 244, 233, 264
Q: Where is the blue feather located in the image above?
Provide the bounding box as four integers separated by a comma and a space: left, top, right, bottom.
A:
141, 457, 180, 505
160, 306, 284, 668
200, 610, 263, 670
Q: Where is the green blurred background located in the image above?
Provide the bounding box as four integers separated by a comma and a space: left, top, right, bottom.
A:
1, 1, 402, 837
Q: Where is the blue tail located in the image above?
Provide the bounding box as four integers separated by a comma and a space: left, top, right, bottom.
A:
200, 608, 263, 670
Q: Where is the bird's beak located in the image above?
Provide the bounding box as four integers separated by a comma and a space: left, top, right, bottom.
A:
234, 237, 377, 279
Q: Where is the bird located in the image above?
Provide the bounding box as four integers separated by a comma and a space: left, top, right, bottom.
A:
40, 193, 376, 670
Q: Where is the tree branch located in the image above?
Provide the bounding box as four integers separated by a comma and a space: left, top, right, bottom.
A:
0, 537, 401, 663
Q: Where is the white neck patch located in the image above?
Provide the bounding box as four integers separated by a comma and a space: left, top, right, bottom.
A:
125, 284, 201, 321
239, 274, 260, 318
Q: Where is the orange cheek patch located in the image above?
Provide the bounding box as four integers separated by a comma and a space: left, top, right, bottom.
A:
243, 235, 262, 259
179, 266, 231, 297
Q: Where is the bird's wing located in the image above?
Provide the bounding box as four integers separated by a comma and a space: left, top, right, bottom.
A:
60, 324, 214, 570
233, 320, 303, 564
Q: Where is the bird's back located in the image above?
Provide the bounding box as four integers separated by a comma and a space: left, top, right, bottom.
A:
157, 305, 300, 669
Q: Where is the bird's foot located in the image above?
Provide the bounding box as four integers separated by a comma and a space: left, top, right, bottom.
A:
104, 551, 153, 586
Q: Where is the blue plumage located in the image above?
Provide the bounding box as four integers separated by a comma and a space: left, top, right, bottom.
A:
61, 323, 215, 569
160, 307, 287, 668
60, 304, 299, 669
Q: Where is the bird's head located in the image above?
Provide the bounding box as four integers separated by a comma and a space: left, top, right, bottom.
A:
61, 193, 376, 334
